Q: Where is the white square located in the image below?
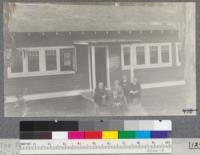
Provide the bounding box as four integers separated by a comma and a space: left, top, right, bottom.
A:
52, 132, 68, 139
154, 120, 172, 131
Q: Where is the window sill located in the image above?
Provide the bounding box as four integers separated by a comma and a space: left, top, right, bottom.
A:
122, 63, 172, 70
7, 71, 76, 78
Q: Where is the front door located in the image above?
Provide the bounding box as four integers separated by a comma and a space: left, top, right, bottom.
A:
95, 47, 107, 88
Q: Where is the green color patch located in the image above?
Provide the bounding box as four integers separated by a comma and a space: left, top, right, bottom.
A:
118, 131, 136, 139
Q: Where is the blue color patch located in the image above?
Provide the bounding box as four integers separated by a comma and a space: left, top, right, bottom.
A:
135, 131, 150, 139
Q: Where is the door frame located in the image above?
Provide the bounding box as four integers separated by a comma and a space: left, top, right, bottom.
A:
89, 45, 110, 90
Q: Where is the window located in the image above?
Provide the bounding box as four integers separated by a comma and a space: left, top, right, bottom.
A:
27, 50, 39, 72
11, 50, 23, 73
149, 46, 158, 64
45, 50, 57, 71
61, 51, 72, 70
60, 48, 76, 71
136, 46, 145, 65
121, 43, 172, 70
161, 45, 170, 63
7, 46, 77, 78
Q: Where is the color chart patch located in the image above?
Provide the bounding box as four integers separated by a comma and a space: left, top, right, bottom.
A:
20, 120, 172, 154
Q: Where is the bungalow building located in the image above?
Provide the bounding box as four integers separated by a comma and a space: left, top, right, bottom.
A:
5, 3, 184, 102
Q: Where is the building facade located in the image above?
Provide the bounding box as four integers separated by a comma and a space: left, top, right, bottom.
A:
4, 3, 184, 102
5, 30, 183, 96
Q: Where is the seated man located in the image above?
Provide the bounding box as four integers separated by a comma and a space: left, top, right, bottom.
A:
94, 82, 109, 106
129, 78, 141, 104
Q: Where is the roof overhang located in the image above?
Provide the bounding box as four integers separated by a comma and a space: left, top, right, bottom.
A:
74, 39, 141, 45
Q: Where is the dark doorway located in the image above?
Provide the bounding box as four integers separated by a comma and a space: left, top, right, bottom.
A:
95, 47, 107, 87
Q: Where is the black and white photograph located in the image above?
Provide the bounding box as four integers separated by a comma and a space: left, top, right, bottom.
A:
4, 2, 196, 117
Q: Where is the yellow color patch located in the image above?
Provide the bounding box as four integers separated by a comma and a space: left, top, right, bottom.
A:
102, 131, 118, 139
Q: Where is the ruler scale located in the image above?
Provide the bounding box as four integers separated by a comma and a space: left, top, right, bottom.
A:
20, 120, 172, 154
20, 139, 172, 154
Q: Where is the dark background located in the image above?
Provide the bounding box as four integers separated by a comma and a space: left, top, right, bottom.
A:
0, 0, 199, 138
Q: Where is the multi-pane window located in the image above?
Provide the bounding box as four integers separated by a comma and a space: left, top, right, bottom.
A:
8, 46, 77, 78
121, 43, 172, 70
45, 50, 57, 71
149, 46, 158, 64
11, 50, 23, 73
27, 50, 39, 72
60, 48, 76, 71
161, 45, 170, 63
136, 46, 145, 65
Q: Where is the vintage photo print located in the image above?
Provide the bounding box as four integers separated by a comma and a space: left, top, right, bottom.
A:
4, 2, 196, 117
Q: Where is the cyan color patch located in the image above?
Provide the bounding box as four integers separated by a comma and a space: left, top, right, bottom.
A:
135, 131, 150, 139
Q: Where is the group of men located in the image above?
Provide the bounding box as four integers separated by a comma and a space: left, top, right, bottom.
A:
94, 75, 141, 114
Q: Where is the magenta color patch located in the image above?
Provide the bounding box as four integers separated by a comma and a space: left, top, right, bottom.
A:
68, 131, 85, 139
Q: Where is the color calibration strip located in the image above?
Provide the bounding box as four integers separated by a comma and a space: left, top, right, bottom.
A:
20, 120, 171, 139
21, 130, 169, 139
20, 120, 172, 154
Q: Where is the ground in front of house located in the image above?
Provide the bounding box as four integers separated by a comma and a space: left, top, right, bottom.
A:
4, 85, 196, 117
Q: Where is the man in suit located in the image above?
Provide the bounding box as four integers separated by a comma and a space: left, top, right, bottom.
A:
129, 77, 141, 104
94, 82, 109, 106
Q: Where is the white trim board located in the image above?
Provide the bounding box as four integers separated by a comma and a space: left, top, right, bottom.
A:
5, 80, 185, 103
141, 80, 185, 89
5, 89, 91, 103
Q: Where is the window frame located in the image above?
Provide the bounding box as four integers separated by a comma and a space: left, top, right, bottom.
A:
7, 46, 77, 78
121, 43, 172, 70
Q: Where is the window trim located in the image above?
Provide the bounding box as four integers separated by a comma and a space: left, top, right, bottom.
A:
175, 42, 181, 66
7, 46, 77, 78
121, 43, 172, 70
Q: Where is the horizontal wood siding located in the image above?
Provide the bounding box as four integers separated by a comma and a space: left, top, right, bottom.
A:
5, 45, 89, 96
5, 30, 181, 96
109, 43, 184, 86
